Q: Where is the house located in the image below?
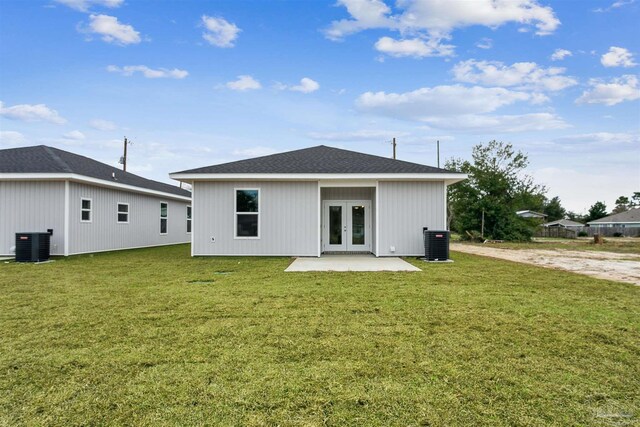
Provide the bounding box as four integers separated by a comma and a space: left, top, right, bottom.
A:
0, 145, 191, 256
169, 145, 466, 257
516, 210, 547, 219
542, 219, 585, 230
588, 208, 640, 229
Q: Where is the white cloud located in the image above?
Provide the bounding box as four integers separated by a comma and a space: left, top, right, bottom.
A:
201, 15, 240, 48
89, 118, 116, 131
0, 101, 66, 124
550, 48, 572, 61
601, 46, 637, 68
62, 130, 86, 140
232, 147, 277, 157
85, 14, 141, 45
275, 77, 320, 93
308, 129, 410, 141
420, 113, 569, 132
452, 59, 578, 91
107, 65, 188, 79
475, 37, 493, 49
553, 132, 639, 145
55, 0, 123, 12
225, 75, 261, 91
593, 0, 636, 12
325, 0, 560, 57
0, 130, 26, 146
356, 85, 536, 120
374, 36, 454, 58
576, 75, 640, 106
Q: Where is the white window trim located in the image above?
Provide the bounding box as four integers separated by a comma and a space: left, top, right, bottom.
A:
160, 202, 168, 235
186, 205, 192, 234
81, 197, 92, 223
234, 188, 260, 240
117, 202, 129, 224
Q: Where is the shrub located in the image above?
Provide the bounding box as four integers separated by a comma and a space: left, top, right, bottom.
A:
612, 232, 623, 237
578, 231, 588, 237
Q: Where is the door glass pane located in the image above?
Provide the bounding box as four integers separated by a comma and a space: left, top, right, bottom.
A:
329, 206, 342, 245
352, 205, 365, 245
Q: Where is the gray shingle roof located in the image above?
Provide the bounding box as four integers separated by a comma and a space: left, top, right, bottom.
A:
0, 145, 190, 198
588, 208, 640, 224
173, 145, 455, 175
543, 219, 584, 227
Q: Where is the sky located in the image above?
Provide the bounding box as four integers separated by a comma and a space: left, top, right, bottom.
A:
0, 0, 638, 214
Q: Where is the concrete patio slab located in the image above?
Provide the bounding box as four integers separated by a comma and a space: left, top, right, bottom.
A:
285, 255, 421, 272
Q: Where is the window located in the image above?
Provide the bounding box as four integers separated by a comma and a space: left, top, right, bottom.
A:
186, 206, 192, 233
235, 189, 259, 238
160, 202, 168, 234
81, 198, 92, 222
117, 203, 129, 223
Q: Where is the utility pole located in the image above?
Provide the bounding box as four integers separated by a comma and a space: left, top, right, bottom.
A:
120, 137, 131, 172
392, 137, 396, 159
437, 139, 440, 168
481, 209, 485, 239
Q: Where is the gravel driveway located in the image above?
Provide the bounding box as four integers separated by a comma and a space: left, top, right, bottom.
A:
451, 243, 640, 286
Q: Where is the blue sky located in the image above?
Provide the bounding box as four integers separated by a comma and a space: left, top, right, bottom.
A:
0, 0, 638, 213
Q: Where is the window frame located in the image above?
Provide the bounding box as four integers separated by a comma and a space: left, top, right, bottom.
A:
160, 202, 168, 235
186, 205, 192, 234
81, 198, 92, 223
117, 202, 129, 224
234, 188, 260, 239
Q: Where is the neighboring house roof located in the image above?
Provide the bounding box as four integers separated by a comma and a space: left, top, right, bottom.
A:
516, 210, 547, 218
172, 145, 458, 175
543, 219, 584, 227
588, 207, 640, 225
0, 145, 190, 198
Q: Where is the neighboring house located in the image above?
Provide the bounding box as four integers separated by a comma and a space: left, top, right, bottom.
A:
516, 210, 547, 219
542, 219, 585, 230
0, 145, 191, 256
588, 208, 640, 229
170, 145, 466, 257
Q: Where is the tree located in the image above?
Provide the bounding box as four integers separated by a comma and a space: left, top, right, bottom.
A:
631, 192, 640, 207
446, 140, 546, 241
543, 196, 566, 221
566, 211, 586, 223
586, 201, 607, 222
612, 196, 630, 214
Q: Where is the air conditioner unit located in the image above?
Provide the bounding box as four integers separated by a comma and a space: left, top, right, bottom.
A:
15, 232, 51, 262
423, 229, 450, 261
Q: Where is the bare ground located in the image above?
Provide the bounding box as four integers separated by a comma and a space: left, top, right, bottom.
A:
451, 243, 640, 286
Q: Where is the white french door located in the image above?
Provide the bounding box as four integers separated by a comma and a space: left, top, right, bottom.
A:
322, 200, 371, 252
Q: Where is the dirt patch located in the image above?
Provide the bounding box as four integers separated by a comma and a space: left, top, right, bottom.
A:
452, 244, 640, 286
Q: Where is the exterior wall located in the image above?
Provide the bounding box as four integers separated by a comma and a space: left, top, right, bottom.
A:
377, 181, 445, 256
193, 181, 318, 256
0, 181, 66, 255
68, 182, 190, 255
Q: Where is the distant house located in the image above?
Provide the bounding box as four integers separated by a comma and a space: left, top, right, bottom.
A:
170, 145, 467, 257
0, 145, 191, 256
542, 219, 585, 231
516, 210, 547, 219
588, 208, 640, 229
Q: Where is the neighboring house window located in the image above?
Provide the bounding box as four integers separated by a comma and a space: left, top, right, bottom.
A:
235, 189, 259, 238
160, 202, 168, 234
186, 206, 192, 233
117, 203, 129, 223
81, 198, 92, 222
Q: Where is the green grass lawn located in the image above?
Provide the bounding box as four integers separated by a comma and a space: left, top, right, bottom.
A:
458, 238, 640, 255
1, 245, 638, 426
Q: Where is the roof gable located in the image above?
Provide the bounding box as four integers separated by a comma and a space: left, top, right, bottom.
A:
173, 145, 455, 175
0, 145, 190, 198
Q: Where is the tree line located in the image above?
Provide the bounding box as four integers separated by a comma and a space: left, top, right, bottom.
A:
445, 140, 638, 241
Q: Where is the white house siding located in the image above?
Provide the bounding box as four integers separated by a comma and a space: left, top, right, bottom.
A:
0, 181, 66, 255
193, 181, 318, 256
377, 181, 445, 256
67, 182, 190, 255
